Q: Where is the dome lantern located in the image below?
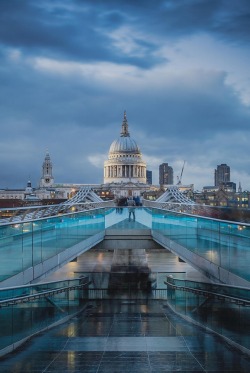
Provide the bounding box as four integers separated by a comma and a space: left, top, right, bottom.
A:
121, 110, 130, 137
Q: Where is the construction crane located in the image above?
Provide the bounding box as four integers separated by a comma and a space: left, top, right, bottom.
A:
177, 161, 186, 185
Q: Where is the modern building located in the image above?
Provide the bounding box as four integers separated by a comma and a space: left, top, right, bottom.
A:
221, 181, 236, 192
146, 170, 152, 185
159, 163, 173, 185
215, 163, 230, 186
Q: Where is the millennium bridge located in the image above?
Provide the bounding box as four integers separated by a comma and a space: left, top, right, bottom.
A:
0, 187, 250, 372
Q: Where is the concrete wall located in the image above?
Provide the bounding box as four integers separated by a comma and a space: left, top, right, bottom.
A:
96, 227, 163, 251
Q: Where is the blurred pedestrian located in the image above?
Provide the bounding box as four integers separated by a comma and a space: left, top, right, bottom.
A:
127, 197, 136, 221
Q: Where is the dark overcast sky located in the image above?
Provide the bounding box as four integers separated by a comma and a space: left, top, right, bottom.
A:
0, 0, 250, 190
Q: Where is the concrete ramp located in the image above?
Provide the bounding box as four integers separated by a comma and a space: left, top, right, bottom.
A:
103, 219, 155, 292
103, 219, 153, 250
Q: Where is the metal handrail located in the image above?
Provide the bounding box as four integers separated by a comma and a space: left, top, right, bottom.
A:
165, 280, 250, 306
0, 280, 90, 308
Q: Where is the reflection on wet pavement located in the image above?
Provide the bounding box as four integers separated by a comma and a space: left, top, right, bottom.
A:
1, 299, 250, 372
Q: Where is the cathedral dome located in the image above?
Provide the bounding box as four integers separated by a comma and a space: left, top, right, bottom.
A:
104, 111, 147, 184
109, 136, 140, 154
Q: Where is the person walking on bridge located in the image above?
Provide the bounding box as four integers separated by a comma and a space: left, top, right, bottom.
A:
127, 197, 136, 222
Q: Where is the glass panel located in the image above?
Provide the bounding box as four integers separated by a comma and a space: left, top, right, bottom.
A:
0, 209, 106, 284
165, 276, 250, 351
151, 208, 250, 283
0, 279, 89, 352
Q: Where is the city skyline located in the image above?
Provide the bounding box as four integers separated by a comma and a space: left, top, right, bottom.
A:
0, 1, 250, 191
0, 149, 239, 193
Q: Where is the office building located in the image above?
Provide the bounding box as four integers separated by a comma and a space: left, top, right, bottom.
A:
215, 163, 230, 186
159, 163, 173, 185
146, 170, 152, 185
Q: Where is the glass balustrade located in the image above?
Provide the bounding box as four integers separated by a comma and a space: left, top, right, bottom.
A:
1, 206, 250, 299
165, 274, 250, 352
0, 278, 89, 354
151, 208, 250, 282
0, 209, 105, 282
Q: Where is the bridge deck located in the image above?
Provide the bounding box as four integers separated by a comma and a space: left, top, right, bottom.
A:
1, 299, 250, 372
1, 207, 250, 286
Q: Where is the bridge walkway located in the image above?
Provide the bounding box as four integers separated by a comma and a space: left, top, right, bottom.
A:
1, 207, 250, 287
1, 234, 250, 371
1, 299, 250, 372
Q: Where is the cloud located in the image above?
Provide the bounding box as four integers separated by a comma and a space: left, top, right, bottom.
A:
0, 0, 250, 192
88, 154, 107, 169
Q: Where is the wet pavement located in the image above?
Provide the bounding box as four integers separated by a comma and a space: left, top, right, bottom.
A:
1, 299, 250, 372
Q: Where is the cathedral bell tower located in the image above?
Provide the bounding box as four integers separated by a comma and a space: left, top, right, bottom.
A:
39, 151, 54, 188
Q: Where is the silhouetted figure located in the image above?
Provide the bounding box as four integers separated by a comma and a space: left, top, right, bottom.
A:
127, 197, 136, 221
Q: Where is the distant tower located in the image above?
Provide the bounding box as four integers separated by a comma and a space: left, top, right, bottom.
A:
159, 163, 173, 185
25, 179, 33, 194
39, 151, 54, 188
214, 164, 230, 186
